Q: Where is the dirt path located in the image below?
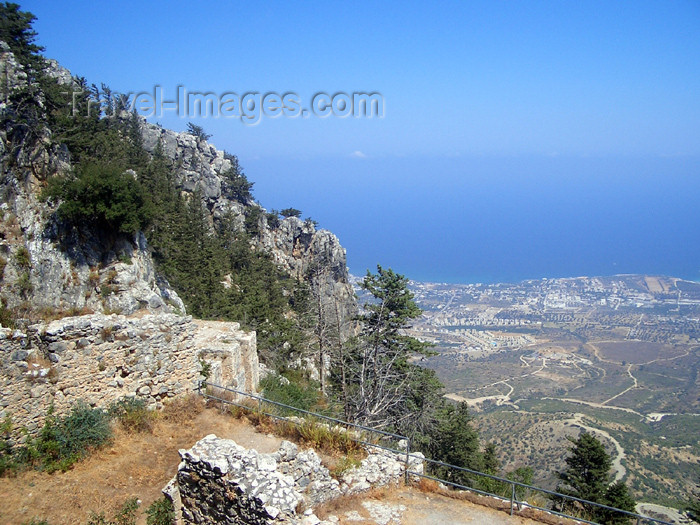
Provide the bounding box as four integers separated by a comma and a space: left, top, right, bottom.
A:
318, 487, 548, 525
564, 414, 626, 482
602, 363, 638, 405
448, 357, 548, 408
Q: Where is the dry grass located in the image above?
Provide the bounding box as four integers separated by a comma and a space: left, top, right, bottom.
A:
160, 394, 204, 423
0, 401, 282, 525
230, 405, 366, 460
35, 306, 95, 322
314, 486, 393, 520
416, 477, 440, 493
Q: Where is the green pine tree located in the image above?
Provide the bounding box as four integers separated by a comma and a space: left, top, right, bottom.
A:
553, 431, 636, 523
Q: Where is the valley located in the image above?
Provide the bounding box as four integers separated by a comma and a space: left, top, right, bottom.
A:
404, 274, 700, 509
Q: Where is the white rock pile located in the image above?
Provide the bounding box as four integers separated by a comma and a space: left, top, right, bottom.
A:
166, 434, 425, 525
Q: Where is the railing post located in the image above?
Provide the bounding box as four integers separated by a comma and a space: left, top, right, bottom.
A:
510, 482, 515, 515
404, 438, 411, 485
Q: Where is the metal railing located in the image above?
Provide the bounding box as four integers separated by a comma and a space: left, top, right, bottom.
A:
198, 382, 675, 525
200, 381, 412, 468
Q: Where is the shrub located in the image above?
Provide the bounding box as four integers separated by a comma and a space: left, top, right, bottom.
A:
145, 496, 175, 525
111, 497, 139, 525
266, 211, 280, 228
42, 162, 153, 235
18, 271, 33, 297
186, 122, 211, 141
280, 208, 301, 218
108, 397, 153, 433
35, 403, 112, 473
15, 246, 31, 268
0, 414, 20, 476
0, 298, 15, 328
329, 453, 362, 478
86, 497, 138, 525
260, 371, 322, 413
160, 394, 203, 423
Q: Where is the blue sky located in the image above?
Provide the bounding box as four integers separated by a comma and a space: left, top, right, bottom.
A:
22, 1, 700, 282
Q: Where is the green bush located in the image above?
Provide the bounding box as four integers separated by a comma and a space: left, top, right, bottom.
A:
0, 298, 15, 328
36, 403, 112, 473
145, 496, 175, 525
43, 162, 152, 235
18, 270, 33, 297
0, 414, 20, 476
15, 246, 31, 268
108, 397, 153, 433
260, 371, 322, 413
86, 497, 139, 525
1, 403, 113, 476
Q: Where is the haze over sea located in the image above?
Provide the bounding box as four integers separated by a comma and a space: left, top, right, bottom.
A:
23, 1, 700, 286
250, 154, 700, 285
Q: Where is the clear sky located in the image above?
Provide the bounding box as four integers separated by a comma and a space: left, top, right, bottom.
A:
21, 0, 700, 283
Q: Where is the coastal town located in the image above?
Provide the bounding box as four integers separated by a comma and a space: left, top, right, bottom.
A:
403, 274, 700, 355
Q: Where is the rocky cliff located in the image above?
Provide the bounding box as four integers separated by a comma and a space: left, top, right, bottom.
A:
0, 41, 356, 331
0, 41, 185, 316
138, 121, 357, 338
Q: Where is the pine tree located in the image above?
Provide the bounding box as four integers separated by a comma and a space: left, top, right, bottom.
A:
426, 402, 482, 485
600, 481, 637, 524
335, 265, 433, 427
0, 2, 44, 70
553, 431, 636, 523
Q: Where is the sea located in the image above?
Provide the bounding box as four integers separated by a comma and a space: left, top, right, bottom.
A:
250, 154, 700, 285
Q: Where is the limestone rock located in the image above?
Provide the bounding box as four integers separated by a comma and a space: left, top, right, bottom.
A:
169, 435, 424, 524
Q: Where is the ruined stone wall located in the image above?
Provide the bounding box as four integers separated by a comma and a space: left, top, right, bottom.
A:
167, 435, 424, 525
0, 313, 257, 433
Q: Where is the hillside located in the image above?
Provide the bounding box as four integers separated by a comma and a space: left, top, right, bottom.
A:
0, 398, 546, 525
404, 274, 700, 510
0, 31, 356, 371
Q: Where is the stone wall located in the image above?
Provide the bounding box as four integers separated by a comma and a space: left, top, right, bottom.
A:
0, 313, 257, 434
166, 435, 425, 525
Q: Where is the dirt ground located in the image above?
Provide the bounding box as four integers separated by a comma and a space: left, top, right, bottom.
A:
0, 400, 283, 525
316, 486, 555, 525
1, 400, 549, 525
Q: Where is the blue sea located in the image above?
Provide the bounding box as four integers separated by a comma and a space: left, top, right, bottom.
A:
248, 155, 700, 284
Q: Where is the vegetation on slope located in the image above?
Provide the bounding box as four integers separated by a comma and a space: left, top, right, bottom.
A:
1, 5, 652, 520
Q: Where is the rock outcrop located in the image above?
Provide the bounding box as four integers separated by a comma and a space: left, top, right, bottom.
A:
0, 41, 185, 316
138, 121, 357, 340
0, 313, 257, 433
